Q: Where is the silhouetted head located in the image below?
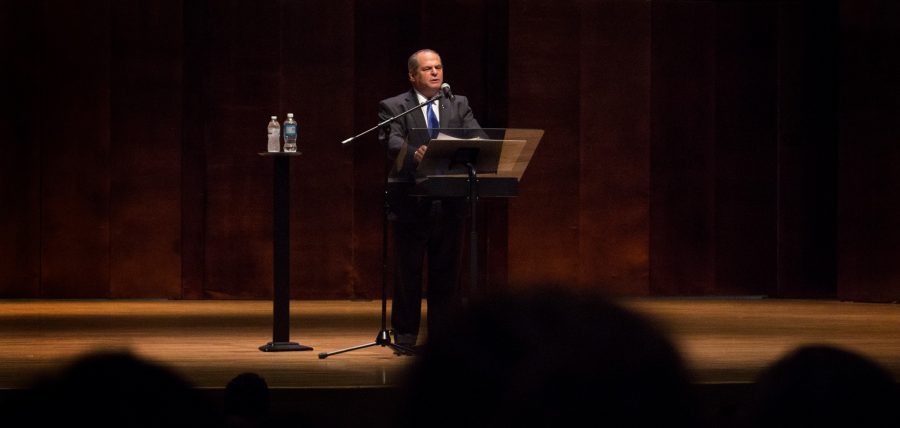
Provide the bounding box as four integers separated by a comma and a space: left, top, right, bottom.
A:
401, 286, 697, 427
11, 351, 220, 427
224, 372, 270, 421
742, 344, 898, 428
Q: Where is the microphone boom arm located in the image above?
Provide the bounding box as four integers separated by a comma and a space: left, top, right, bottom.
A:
341, 91, 443, 145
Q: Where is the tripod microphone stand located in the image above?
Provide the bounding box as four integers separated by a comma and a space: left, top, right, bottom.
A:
318, 92, 443, 359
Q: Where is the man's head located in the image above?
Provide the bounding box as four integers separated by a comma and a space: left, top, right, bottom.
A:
408, 49, 443, 98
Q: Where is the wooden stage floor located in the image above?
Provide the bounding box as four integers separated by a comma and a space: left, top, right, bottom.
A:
1, 298, 899, 390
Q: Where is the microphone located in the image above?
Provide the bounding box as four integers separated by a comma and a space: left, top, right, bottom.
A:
441, 83, 455, 100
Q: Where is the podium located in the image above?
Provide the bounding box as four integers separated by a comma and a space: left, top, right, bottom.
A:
257, 152, 312, 352
410, 128, 543, 290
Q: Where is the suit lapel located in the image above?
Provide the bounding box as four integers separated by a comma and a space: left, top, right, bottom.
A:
439, 98, 451, 129
405, 90, 427, 131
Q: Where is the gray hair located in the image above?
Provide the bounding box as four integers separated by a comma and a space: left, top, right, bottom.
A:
407, 49, 440, 74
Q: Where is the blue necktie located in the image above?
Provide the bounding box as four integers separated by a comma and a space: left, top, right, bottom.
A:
426, 101, 439, 138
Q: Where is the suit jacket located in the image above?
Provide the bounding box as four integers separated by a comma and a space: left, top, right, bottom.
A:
378, 89, 482, 182
378, 89, 482, 222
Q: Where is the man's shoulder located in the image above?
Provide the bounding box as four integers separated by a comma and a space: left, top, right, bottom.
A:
450, 94, 470, 105
380, 90, 415, 106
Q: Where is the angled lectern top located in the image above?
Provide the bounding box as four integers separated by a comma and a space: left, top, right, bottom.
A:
409, 128, 544, 197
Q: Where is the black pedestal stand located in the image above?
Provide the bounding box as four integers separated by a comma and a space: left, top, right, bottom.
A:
258, 152, 312, 352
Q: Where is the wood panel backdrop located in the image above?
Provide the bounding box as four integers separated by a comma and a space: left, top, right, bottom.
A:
2, 0, 898, 301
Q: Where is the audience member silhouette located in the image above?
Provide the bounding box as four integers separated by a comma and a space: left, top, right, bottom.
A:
398, 287, 699, 427
7, 351, 221, 427
740, 344, 898, 428
223, 372, 270, 428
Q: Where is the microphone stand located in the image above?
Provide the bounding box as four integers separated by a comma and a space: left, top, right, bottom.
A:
319, 91, 443, 359
339, 93, 442, 146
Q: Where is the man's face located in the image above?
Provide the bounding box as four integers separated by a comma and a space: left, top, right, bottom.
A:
409, 51, 443, 97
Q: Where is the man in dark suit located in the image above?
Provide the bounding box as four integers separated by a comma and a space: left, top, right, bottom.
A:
378, 49, 481, 350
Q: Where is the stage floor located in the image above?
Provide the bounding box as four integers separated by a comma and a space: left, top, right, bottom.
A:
1, 298, 899, 389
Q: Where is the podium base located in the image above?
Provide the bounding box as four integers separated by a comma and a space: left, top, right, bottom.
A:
259, 341, 313, 352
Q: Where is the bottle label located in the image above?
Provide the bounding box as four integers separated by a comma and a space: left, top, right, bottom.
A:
268, 129, 280, 137
285, 124, 297, 136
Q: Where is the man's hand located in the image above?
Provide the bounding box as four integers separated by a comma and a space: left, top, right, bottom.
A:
414, 145, 428, 163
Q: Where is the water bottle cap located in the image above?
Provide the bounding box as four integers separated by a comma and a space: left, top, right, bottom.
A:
287, 113, 294, 118
270, 116, 277, 120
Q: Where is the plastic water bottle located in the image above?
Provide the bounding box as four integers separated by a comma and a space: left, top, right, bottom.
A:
283, 113, 298, 153
267, 116, 281, 152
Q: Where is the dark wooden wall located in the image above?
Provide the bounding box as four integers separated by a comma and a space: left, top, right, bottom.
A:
837, 1, 900, 301
2, 0, 898, 302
